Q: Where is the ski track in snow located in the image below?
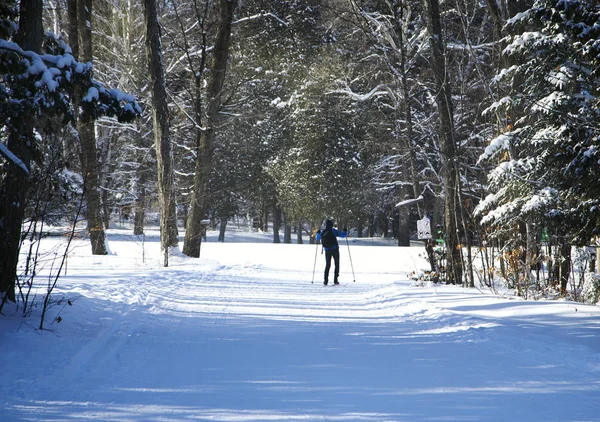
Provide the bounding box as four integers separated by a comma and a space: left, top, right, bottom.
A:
1, 230, 600, 421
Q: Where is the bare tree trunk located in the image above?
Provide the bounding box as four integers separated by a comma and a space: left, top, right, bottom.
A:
143, 0, 178, 265
422, 185, 438, 276
393, 1, 433, 265
133, 199, 145, 235
284, 225, 292, 244
559, 241, 572, 295
133, 130, 148, 235
423, 0, 463, 284
483, 0, 505, 56
218, 217, 227, 242
0, 0, 43, 302
69, 0, 108, 255
79, 121, 108, 254
397, 207, 411, 246
183, 0, 238, 257
296, 222, 304, 244
283, 211, 291, 244
272, 202, 281, 244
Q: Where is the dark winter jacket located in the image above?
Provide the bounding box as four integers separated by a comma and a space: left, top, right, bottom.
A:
316, 228, 347, 250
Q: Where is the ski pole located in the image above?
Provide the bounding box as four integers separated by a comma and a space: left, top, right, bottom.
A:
346, 237, 356, 282
311, 239, 319, 284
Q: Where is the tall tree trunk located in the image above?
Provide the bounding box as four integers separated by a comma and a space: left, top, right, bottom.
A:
218, 217, 227, 242
0, 0, 43, 303
143, 0, 178, 265
483, 0, 505, 58
133, 195, 145, 235
69, 0, 108, 255
423, 0, 463, 284
133, 129, 148, 236
99, 132, 114, 230
183, 0, 238, 257
272, 202, 281, 244
283, 211, 291, 244
394, 1, 436, 266
296, 222, 304, 244
421, 185, 438, 276
284, 224, 292, 244
397, 208, 411, 246
559, 241, 572, 295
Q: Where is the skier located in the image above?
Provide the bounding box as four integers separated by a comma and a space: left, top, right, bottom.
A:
316, 220, 348, 285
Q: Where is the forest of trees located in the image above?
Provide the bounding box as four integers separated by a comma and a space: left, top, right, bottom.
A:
1, 0, 600, 304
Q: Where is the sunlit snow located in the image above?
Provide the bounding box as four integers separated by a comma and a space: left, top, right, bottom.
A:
1, 225, 599, 421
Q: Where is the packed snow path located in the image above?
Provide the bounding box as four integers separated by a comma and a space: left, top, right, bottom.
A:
2, 230, 600, 421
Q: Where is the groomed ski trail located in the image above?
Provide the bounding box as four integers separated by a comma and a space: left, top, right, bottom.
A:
1, 236, 599, 421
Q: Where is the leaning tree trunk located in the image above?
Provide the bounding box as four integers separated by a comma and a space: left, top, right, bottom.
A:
0, 0, 43, 303
143, 0, 178, 265
423, 0, 463, 284
183, 0, 237, 257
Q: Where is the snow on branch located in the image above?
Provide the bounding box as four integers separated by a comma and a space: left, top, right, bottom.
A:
0, 37, 142, 122
327, 84, 397, 106
395, 195, 423, 209
477, 128, 526, 165
0, 38, 86, 92
234, 12, 289, 27
478, 133, 512, 164
0, 143, 29, 176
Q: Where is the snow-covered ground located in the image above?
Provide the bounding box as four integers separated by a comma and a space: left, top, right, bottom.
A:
1, 225, 599, 421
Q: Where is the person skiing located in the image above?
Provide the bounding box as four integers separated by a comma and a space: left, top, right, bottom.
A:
316, 220, 348, 285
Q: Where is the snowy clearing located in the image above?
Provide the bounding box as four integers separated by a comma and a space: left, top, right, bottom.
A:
1, 227, 599, 422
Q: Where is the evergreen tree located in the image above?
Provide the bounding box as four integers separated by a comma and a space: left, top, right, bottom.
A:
476, 0, 600, 293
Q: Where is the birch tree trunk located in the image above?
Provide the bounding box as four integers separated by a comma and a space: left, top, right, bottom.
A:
183, 0, 238, 258
422, 0, 463, 284
69, 0, 108, 255
143, 0, 179, 266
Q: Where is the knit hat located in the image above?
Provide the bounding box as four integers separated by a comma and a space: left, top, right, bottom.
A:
325, 219, 333, 228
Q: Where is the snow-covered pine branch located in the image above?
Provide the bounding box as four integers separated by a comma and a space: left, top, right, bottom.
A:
0, 143, 29, 175
0, 37, 142, 122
